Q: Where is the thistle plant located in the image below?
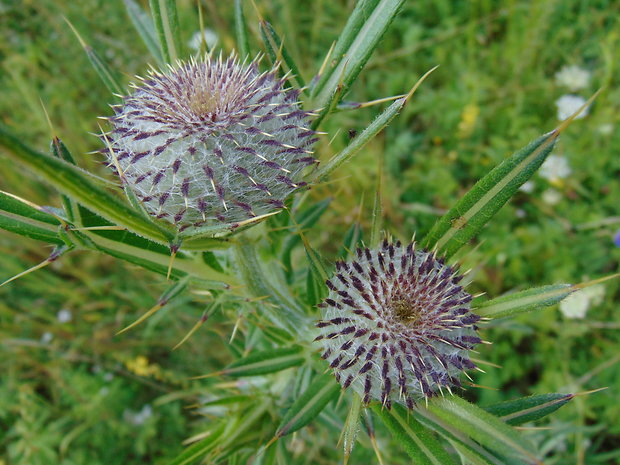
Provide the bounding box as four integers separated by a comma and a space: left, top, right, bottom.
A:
104, 55, 316, 231
1, 1, 617, 464
316, 240, 481, 408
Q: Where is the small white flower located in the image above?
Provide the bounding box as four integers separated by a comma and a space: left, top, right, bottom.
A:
539, 155, 571, 182
598, 123, 613, 135
542, 188, 562, 205
188, 29, 218, 51
555, 65, 591, 91
99, 387, 110, 397
555, 95, 588, 121
583, 284, 605, 306
124, 404, 153, 426
41, 332, 53, 343
103, 372, 114, 382
515, 208, 526, 218
559, 285, 605, 319
519, 181, 535, 193
57, 308, 72, 323
559, 290, 590, 319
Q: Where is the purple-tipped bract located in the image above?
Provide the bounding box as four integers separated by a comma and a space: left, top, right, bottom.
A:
314, 240, 481, 409
103, 55, 317, 231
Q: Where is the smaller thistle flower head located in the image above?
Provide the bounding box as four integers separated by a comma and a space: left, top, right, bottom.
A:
314, 241, 481, 409
103, 55, 318, 232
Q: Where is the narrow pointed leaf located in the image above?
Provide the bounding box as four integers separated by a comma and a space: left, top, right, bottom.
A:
371, 403, 458, 465
222, 347, 305, 377
281, 198, 331, 279
0, 123, 175, 243
0, 191, 65, 244
149, 0, 182, 63
370, 166, 383, 247
428, 395, 539, 464
65, 19, 124, 95
475, 284, 573, 319
124, 0, 164, 63
86, 230, 236, 284
305, 265, 324, 306
341, 394, 363, 462
338, 222, 363, 259
50, 137, 79, 222
310, 0, 379, 96
0, 192, 63, 226
483, 393, 574, 426
179, 236, 232, 251
449, 440, 496, 465
276, 371, 340, 437
233, 241, 306, 333
259, 20, 305, 91
234, 0, 250, 58
422, 131, 558, 259
165, 422, 226, 465
312, 0, 405, 110
415, 406, 512, 465
312, 96, 405, 181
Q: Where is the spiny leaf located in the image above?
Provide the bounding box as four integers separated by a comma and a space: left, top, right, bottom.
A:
371, 402, 458, 465
422, 131, 558, 259
338, 222, 363, 259
370, 163, 383, 248
483, 393, 574, 426
259, 20, 306, 91
217, 347, 305, 378
64, 18, 124, 95
149, 0, 182, 63
234, 0, 250, 59
415, 407, 505, 465
86, 230, 236, 285
311, 0, 405, 111
0, 191, 64, 244
475, 284, 573, 318
275, 371, 340, 438
310, 0, 380, 98
164, 422, 226, 465
0, 123, 175, 244
1, 245, 70, 288
427, 395, 541, 464
281, 198, 331, 281
117, 276, 190, 334
476, 272, 620, 319
124, 0, 164, 64
49, 137, 79, 222
311, 66, 436, 182
340, 394, 363, 464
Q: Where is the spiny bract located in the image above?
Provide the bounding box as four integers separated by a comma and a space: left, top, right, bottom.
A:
103, 55, 317, 231
314, 240, 482, 409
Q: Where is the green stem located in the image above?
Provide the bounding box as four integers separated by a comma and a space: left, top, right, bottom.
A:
232, 239, 310, 336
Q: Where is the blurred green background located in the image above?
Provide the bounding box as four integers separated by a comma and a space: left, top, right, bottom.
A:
1, 0, 619, 464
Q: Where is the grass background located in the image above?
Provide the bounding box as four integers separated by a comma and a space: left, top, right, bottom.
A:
1, 0, 619, 464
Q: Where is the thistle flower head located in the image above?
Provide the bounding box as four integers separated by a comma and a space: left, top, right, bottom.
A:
314, 241, 481, 409
103, 55, 317, 231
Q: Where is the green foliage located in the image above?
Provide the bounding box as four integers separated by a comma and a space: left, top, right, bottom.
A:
1, 0, 619, 464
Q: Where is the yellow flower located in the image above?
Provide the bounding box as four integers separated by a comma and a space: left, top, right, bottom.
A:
125, 355, 162, 378
458, 103, 479, 138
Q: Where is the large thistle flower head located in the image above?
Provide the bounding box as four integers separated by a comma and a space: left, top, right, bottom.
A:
314, 240, 482, 409
103, 55, 317, 232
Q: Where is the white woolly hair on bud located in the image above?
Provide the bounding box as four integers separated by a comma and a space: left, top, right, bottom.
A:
314, 240, 481, 409
102, 54, 318, 232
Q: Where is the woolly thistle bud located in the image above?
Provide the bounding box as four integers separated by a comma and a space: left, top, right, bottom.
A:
103, 55, 318, 231
314, 240, 482, 409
